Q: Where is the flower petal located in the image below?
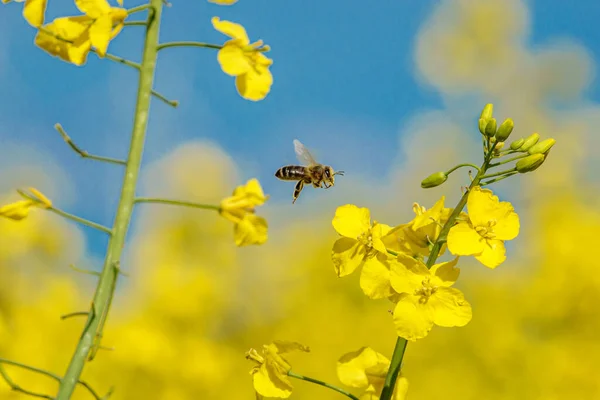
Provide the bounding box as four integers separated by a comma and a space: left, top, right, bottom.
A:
208, 0, 239, 4
89, 14, 112, 56
360, 255, 395, 299
0, 200, 34, 220
332, 204, 371, 238
239, 178, 268, 205
236, 65, 273, 101
491, 202, 520, 241
217, 42, 252, 76
253, 362, 293, 398
430, 257, 460, 287
392, 294, 433, 341
411, 196, 445, 230
211, 16, 249, 44
392, 374, 409, 400
474, 239, 506, 269
389, 254, 429, 294
234, 214, 267, 246
337, 347, 390, 389
447, 222, 485, 256
272, 341, 310, 355
75, 0, 111, 17
23, 0, 46, 27
428, 287, 472, 327
35, 16, 92, 66
332, 238, 366, 277
371, 222, 393, 254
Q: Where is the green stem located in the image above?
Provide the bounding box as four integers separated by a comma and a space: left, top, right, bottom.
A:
288, 371, 359, 400
60, 311, 89, 320
480, 172, 518, 186
123, 21, 147, 26
133, 197, 220, 211
148, 90, 179, 107
127, 4, 151, 14
68, 264, 101, 277
379, 144, 498, 400
386, 249, 399, 257
48, 207, 113, 235
445, 163, 481, 175
0, 364, 52, 399
480, 167, 517, 180
55, 1, 164, 398
102, 52, 141, 69
488, 153, 528, 168
157, 41, 222, 51
54, 123, 127, 166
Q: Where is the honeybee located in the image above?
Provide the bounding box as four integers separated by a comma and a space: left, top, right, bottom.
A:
275, 139, 344, 204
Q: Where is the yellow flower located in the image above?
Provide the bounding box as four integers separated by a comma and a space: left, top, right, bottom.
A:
337, 347, 409, 400
246, 341, 310, 398
34, 0, 128, 66
331, 205, 396, 299
382, 197, 454, 258
211, 17, 273, 101
219, 178, 268, 246
2, 0, 47, 27
0, 188, 52, 221
389, 254, 472, 341
447, 186, 520, 269
209, 0, 238, 4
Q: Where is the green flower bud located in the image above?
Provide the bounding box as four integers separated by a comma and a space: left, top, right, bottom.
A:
480, 103, 493, 121
516, 153, 545, 173
421, 172, 448, 188
495, 118, 514, 141
484, 118, 497, 137
519, 133, 540, 151
509, 138, 525, 150
478, 118, 488, 135
527, 138, 556, 155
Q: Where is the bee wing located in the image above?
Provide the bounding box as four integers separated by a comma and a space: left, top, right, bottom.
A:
293, 139, 318, 166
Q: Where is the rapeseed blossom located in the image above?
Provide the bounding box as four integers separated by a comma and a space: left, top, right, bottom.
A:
0, 188, 52, 221
1, 0, 47, 27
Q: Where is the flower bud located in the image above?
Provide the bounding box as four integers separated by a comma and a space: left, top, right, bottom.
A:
480, 103, 493, 121
509, 138, 525, 150
519, 133, 540, 152
478, 118, 488, 135
493, 141, 505, 152
484, 118, 497, 137
495, 118, 514, 141
421, 172, 448, 188
516, 153, 545, 173
527, 138, 556, 155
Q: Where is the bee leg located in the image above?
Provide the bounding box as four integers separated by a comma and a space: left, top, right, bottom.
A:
292, 180, 304, 204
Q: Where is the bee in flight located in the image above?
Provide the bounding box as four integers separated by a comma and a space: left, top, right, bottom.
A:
275, 139, 344, 204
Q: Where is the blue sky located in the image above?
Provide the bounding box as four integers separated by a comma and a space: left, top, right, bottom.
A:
1, 0, 600, 259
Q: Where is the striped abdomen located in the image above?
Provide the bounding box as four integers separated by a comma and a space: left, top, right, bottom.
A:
275, 165, 307, 181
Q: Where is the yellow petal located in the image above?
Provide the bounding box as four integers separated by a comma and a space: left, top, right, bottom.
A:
474, 239, 506, 269
371, 222, 392, 254
271, 341, 310, 355
389, 254, 428, 294
74, 0, 111, 18
332, 238, 366, 277
391, 374, 409, 400
392, 294, 433, 341
427, 287, 472, 327
28, 187, 52, 208
253, 362, 293, 398
217, 42, 252, 76
89, 14, 112, 56
35, 16, 93, 66
236, 65, 273, 101
411, 196, 445, 230
208, 0, 239, 4
337, 347, 390, 388
233, 214, 267, 246
491, 202, 520, 241
332, 204, 371, 238
117, 0, 123, 5
23, 0, 46, 27
447, 222, 485, 256
429, 257, 460, 287
360, 256, 395, 299
211, 16, 249, 44
0, 200, 34, 220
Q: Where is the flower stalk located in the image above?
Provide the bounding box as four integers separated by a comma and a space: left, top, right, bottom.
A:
55, 1, 164, 398
288, 371, 360, 400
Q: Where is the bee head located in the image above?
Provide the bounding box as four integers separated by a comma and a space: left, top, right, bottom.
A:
324, 166, 344, 186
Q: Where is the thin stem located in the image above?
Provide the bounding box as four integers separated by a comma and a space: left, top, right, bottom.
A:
60, 312, 89, 320
148, 90, 179, 107
54, 123, 127, 166
69, 264, 101, 277
55, 1, 164, 398
127, 4, 151, 14
133, 197, 220, 211
123, 21, 147, 26
157, 41, 222, 51
0, 364, 53, 399
102, 52, 140, 69
481, 172, 518, 186
288, 371, 359, 400
480, 167, 517, 180
387, 249, 399, 257
445, 163, 481, 175
47, 207, 113, 235
380, 144, 498, 400
488, 153, 528, 168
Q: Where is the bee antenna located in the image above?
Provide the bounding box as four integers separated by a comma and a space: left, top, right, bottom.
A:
335, 170, 345, 176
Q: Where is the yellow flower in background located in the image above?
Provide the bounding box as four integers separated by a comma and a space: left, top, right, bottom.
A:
382, 197, 454, 258
337, 347, 409, 400
1, 0, 47, 27
246, 341, 310, 398
209, 0, 238, 4
211, 17, 273, 101
389, 254, 472, 341
0, 188, 52, 221
219, 178, 268, 246
34, 0, 128, 66
331, 205, 396, 299
447, 186, 519, 269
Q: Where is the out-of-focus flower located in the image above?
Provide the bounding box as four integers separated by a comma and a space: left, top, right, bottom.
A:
246, 341, 310, 398
211, 17, 273, 101
0, 188, 52, 221
219, 178, 268, 246
447, 186, 519, 268
34, 0, 128, 65
337, 346, 409, 400
390, 254, 472, 341
209, 0, 238, 4
331, 204, 396, 299
1, 0, 47, 27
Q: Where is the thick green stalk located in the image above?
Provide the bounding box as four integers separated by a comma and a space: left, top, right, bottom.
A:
379, 147, 497, 400
55, 1, 163, 398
